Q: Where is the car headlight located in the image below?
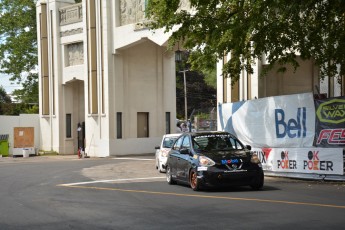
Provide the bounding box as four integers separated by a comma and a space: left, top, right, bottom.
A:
199, 156, 215, 167
250, 153, 260, 164
162, 151, 169, 157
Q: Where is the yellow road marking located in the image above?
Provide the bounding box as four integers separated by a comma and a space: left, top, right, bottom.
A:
57, 184, 345, 209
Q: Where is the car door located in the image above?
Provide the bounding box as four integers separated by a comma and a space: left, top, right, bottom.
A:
168, 135, 184, 178
176, 135, 192, 182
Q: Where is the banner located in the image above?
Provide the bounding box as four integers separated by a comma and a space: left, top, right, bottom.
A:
219, 93, 315, 148
315, 96, 345, 148
252, 147, 344, 175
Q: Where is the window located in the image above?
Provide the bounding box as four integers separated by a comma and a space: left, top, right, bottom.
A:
137, 112, 149, 138
229, 137, 244, 150
117, 112, 122, 139
181, 136, 191, 149
163, 137, 178, 148
173, 136, 184, 151
66, 114, 72, 138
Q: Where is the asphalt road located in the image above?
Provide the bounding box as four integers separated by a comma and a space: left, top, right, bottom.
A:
0, 155, 345, 230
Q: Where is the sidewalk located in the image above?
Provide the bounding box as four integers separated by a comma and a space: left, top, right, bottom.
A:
0, 154, 84, 163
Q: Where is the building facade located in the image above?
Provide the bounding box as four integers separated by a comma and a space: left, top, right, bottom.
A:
217, 54, 344, 104
36, 0, 177, 156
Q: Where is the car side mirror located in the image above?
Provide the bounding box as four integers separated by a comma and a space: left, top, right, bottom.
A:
245, 145, 252, 151
155, 146, 160, 150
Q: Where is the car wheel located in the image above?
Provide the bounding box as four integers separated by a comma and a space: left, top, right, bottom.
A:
189, 169, 200, 191
166, 165, 176, 185
250, 171, 264, 190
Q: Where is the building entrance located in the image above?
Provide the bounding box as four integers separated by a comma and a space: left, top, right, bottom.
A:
77, 122, 85, 152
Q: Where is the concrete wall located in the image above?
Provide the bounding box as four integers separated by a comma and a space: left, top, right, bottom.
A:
0, 114, 40, 155
259, 57, 319, 97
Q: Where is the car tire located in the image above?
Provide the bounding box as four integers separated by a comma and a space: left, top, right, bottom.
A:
250, 171, 264, 190
158, 165, 165, 173
189, 169, 201, 191
157, 161, 164, 173
166, 165, 176, 185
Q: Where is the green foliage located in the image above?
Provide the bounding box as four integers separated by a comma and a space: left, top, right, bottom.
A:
0, 0, 38, 104
147, 0, 345, 84
195, 112, 210, 120
200, 65, 217, 89
0, 103, 37, 115
24, 104, 39, 114
176, 69, 216, 119
0, 85, 11, 103
11, 74, 38, 104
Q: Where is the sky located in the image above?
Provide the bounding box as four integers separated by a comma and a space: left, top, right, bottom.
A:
0, 73, 22, 94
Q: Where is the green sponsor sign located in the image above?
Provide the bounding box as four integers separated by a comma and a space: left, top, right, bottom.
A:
316, 99, 345, 124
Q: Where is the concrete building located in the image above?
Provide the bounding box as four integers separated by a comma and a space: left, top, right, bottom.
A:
217, 54, 344, 104
36, 0, 177, 156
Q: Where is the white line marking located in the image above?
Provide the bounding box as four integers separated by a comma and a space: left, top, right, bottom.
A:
112, 157, 154, 161
59, 176, 165, 186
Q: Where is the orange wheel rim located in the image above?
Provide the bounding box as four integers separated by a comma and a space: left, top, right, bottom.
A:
191, 171, 197, 188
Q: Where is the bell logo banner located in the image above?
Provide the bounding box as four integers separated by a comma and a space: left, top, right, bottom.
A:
218, 92, 315, 148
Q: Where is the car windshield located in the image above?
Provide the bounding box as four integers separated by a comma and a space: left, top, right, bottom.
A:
192, 134, 244, 151
163, 137, 178, 148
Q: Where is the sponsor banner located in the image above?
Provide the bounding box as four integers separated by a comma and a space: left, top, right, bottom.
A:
218, 93, 315, 148
315, 96, 345, 147
252, 147, 344, 175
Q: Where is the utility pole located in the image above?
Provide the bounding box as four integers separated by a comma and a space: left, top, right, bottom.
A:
180, 70, 188, 121
175, 49, 190, 122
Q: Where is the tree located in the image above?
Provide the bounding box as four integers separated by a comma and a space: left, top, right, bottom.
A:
175, 51, 216, 119
0, 0, 80, 108
0, 85, 11, 115
11, 75, 38, 105
0, 85, 11, 103
176, 70, 216, 119
147, 0, 345, 85
0, 0, 38, 105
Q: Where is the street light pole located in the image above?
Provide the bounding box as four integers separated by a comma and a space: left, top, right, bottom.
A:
180, 70, 188, 121
175, 49, 189, 122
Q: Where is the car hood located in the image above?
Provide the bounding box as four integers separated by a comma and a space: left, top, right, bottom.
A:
199, 150, 251, 163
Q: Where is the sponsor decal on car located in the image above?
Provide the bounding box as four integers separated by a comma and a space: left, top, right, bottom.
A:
221, 159, 241, 164
223, 169, 247, 173
194, 134, 232, 139
221, 159, 243, 170
197, 166, 208, 171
